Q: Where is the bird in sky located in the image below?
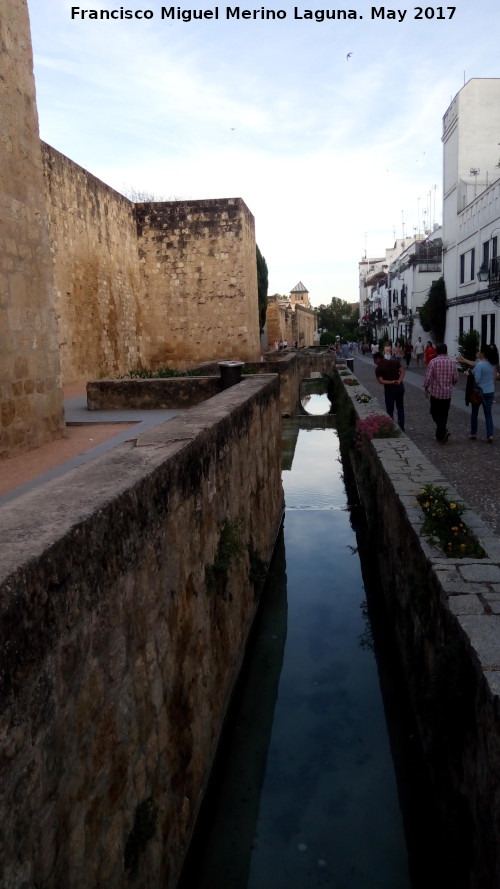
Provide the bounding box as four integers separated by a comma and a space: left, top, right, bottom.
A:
346, 52, 352, 60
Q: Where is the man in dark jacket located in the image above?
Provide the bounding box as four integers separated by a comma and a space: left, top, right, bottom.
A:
373, 351, 405, 432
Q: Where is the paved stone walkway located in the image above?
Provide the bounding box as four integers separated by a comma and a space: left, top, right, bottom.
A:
0, 389, 181, 506
347, 352, 500, 537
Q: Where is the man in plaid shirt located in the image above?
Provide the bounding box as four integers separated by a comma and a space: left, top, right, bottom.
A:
423, 343, 458, 443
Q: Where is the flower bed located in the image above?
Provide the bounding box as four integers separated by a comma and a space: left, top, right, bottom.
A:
355, 392, 372, 404
355, 413, 400, 444
416, 483, 485, 558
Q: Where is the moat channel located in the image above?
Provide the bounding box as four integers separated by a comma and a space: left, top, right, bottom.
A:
179, 385, 444, 889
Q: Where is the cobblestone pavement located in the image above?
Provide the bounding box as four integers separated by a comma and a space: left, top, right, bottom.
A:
347, 352, 500, 537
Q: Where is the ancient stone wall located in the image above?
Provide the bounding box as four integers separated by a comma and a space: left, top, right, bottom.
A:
41, 157, 261, 382
0, 376, 283, 889
41, 143, 144, 384
0, 0, 65, 458
265, 294, 293, 347
136, 199, 260, 368
293, 304, 316, 347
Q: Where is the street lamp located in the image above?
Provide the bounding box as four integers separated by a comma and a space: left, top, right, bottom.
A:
476, 228, 500, 303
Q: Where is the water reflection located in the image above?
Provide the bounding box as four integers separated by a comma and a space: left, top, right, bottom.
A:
179, 417, 414, 889
300, 380, 332, 415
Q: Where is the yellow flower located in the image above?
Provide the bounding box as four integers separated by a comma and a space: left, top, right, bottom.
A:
451, 527, 458, 531
450, 503, 457, 509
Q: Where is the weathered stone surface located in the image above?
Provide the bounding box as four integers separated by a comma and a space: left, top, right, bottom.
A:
336, 370, 500, 889
40, 148, 262, 386
0, 376, 283, 888
0, 0, 65, 459
87, 376, 222, 411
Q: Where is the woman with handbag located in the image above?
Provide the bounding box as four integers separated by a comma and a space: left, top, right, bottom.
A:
467, 346, 497, 442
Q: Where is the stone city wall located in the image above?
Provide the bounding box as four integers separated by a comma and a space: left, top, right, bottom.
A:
265, 294, 293, 347
136, 199, 261, 369
41, 150, 261, 383
41, 143, 145, 385
0, 0, 65, 458
0, 375, 283, 889
293, 303, 316, 347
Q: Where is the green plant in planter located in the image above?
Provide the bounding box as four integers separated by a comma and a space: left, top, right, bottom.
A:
343, 378, 359, 386
416, 483, 485, 558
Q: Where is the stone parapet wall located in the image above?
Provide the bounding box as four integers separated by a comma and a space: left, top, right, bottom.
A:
86, 376, 223, 410
334, 372, 500, 889
0, 1, 65, 458
86, 353, 336, 418
258, 351, 336, 415
136, 198, 260, 369
0, 376, 283, 888
41, 143, 144, 384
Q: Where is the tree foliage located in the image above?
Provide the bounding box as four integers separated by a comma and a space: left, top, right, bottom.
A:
456, 328, 480, 370
121, 185, 186, 202
419, 277, 447, 343
256, 245, 268, 333
317, 297, 359, 341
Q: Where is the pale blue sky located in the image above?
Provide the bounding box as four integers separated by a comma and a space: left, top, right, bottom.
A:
27, 1, 500, 305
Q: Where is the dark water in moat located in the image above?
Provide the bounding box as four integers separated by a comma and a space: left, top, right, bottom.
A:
179, 387, 443, 889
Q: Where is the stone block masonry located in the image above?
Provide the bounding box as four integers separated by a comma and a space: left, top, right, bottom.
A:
41, 143, 145, 386
136, 198, 260, 368
41, 149, 261, 383
0, 375, 284, 888
2, 0, 261, 459
0, 0, 65, 458
335, 371, 500, 889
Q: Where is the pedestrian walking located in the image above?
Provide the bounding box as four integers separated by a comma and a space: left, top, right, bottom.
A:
424, 341, 436, 364
414, 337, 424, 367
467, 345, 497, 443
423, 343, 458, 443
373, 351, 405, 432
393, 341, 403, 362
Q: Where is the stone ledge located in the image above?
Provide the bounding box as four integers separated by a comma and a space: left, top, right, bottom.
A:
336, 369, 500, 887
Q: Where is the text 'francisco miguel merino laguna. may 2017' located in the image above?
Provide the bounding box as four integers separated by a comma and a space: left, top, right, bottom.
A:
69, 7, 457, 22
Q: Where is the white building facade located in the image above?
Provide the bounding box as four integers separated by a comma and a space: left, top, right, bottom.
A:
360, 233, 442, 346
442, 78, 500, 350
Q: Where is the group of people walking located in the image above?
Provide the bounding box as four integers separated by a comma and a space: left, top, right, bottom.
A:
370, 338, 499, 444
